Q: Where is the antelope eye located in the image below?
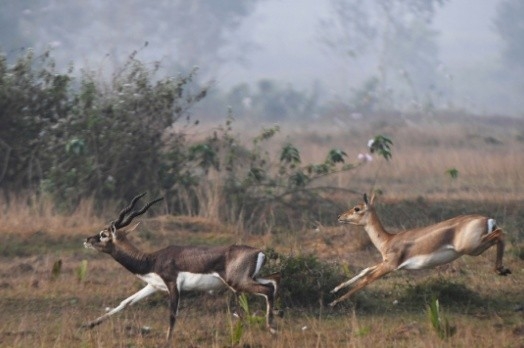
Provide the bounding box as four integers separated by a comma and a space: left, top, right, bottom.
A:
100, 231, 109, 238
354, 207, 360, 212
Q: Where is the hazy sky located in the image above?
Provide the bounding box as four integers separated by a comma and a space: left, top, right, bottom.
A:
8, 0, 520, 116
218, 0, 511, 115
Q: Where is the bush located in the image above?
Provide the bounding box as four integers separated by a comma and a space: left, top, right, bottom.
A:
264, 249, 345, 307
1, 49, 392, 233
0, 49, 209, 211
188, 118, 364, 232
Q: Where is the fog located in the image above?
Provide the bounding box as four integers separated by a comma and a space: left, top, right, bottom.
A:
3, 0, 523, 117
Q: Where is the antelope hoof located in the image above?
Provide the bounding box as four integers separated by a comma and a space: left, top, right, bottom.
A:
269, 327, 277, 335
496, 267, 511, 276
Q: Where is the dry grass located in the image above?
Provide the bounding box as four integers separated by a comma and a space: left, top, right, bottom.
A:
1, 115, 523, 347
281, 115, 524, 202
0, 249, 521, 347
0, 195, 103, 236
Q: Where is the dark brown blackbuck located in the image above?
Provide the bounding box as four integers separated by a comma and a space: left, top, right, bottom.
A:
83, 193, 280, 343
329, 193, 511, 307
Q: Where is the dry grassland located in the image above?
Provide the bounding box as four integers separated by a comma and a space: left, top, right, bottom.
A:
0, 114, 523, 347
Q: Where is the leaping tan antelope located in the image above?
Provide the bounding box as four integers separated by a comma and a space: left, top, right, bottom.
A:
329, 193, 511, 307
83, 193, 280, 342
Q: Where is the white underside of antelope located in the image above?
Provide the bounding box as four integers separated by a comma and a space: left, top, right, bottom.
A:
397, 245, 458, 270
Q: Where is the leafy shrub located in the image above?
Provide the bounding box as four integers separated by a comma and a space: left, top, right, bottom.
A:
40, 53, 209, 210
264, 249, 345, 307
0, 50, 72, 195
1, 49, 393, 233
188, 118, 373, 232
0, 49, 209, 211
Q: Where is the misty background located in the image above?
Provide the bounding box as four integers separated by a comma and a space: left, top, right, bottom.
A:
2, 0, 523, 119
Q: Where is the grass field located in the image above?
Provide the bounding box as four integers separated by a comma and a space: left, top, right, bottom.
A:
1, 114, 523, 347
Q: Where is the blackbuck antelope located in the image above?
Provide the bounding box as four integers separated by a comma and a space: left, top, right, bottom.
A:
83, 193, 280, 342
329, 193, 511, 307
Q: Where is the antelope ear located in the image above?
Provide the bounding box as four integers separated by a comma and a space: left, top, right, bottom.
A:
363, 193, 369, 205
369, 193, 376, 206
109, 224, 118, 238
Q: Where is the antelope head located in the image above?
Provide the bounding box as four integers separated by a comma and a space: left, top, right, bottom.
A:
338, 193, 375, 225
84, 193, 163, 254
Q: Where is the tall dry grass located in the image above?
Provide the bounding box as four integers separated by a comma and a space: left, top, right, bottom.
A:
2, 114, 524, 237
279, 116, 524, 202
0, 194, 102, 236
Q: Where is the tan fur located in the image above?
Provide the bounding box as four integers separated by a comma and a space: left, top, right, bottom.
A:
329, 193, 511, 307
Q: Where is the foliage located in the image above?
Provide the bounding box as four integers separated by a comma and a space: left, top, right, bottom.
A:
445, 168, 459, 179
0, 49, 209, 211
368, 135, 393, 161
76, 260, 88, 283
42, 53, 209, 209
0, 49, 392, 232
0, 50, 72, 195
427, 297, 456, 339
227, 293, 266, 345
264, 249, 345, 307
190, 118, 369, 232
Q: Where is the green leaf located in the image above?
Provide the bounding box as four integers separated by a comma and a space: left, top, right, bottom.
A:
76, 260, 88, 283
446, 168, 459, 179
231, 320, 244, 345
65, 138, 85, 155
368, 135, 393, 161
254, 125, 280, 144
238, 293, 250, 315
188, 143, 219, 171
248, 167, 266, 182
289, 171, 309, 187
280, 143, 301, 165
427, 297, 456, 339
327, 149, 347, 164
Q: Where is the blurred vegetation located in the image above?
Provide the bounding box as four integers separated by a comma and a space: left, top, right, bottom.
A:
0, 49, 208, 210
0, 50, 390, 232
264, 249, 345, 308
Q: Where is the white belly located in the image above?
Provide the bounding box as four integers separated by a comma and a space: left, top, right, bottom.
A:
397, 245, 460, 270
177, 272, 226, 292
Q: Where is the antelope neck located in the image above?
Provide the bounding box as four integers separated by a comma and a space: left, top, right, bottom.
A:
111, 243, 153, 275
364, 211, 392, 254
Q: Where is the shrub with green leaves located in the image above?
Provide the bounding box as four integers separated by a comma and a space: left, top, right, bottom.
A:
1, 49, 394, 234
0, 49, 209, 211
264, 249, 345, 307
188, 118, 377, 232
40, 53, 209, 210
